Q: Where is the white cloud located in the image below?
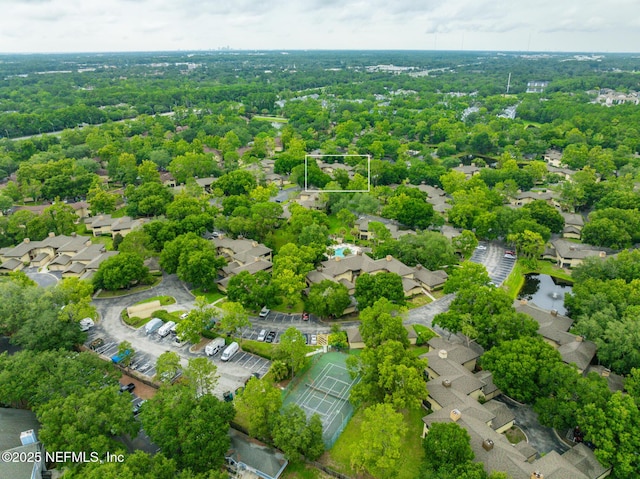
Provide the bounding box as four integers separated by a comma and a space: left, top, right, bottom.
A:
0, 0, 638, 52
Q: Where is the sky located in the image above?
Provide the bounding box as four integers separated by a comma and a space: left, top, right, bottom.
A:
1, 0, 640, 54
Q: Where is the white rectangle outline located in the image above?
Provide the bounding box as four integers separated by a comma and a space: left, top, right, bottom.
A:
304, 154, 371, 193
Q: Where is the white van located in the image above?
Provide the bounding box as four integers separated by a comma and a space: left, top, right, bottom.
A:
220, 342, 239, 361
157, 321, 176, 338
205, 337, 226, 356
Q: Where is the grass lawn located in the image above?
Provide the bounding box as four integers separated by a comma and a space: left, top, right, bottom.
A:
281, 462, 328, 479
122, 312, 151, 328
407, 294, 432, 309
191, 288, 225, 303
326, 406, 425, 479
90, 235, 113, 250
253, 115, 288, 123
503, 260, 572, 299
111, 207, 127, 218
134, 295, 176, 306
505, 425, 526, 444
96, 277, 162, 298
272, 298, 305, 314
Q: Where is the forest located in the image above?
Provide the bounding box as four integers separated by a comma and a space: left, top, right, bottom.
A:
1, 50, 640, 479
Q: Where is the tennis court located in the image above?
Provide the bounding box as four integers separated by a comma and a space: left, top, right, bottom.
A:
283, 352, 359, 448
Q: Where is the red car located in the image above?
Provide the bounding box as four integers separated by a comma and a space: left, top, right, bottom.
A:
302, 312, 310, 321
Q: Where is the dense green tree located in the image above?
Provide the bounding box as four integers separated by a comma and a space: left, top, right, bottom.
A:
305, 280, 351, 319
140, 383, 234, 473
522, 200, 565, 233
64, 451, 178, 479
272, 404, 324, 461
216, 301, 250, 336
176, 296, 215, 344
355, 272, 405, 310
182, 357, 219, 397
41, 202, 79, 236
235, 377, 282, 441
451, 230, 478, 258
581, 392, 640, 479
350, 403, 407, 479
358, 298, 409, 349
434, 285, 538, 350
226, 270, 277, 311
37, 386, 138, 463
348, 338, 427, 409
156, 351, 181, 384
422, 422, 475, 473
125, 181, 173, 217
93, 252, 149, 290
381, 193, 435, 229
276, 327, 309, 378
481, 337, 563, 403
443, 262, 491, 293
376, 231, 457, 270
0, 349, 120, 409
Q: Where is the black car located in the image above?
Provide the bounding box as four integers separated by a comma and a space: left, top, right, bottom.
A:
265, 331, 276, 343
223, 391, 233, 402
119, 382, 135, 394
89, 338, 104, 350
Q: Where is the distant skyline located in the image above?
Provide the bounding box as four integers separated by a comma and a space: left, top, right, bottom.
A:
1, 0, 640, 54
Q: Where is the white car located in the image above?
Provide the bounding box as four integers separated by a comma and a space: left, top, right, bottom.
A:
259, 307, 271, 318
257, 329, 267, 341
476, 245, 487, 250
311, 334, 317, 345
504, 253, 517, 259
180, 312, 189, 319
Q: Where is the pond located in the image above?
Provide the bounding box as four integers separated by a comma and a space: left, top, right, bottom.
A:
517, 274, 573, 315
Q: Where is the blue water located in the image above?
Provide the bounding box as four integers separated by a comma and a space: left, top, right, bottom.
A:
334, 247, 347, 257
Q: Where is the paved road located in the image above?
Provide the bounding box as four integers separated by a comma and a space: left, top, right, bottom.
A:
496, 396, 570, 455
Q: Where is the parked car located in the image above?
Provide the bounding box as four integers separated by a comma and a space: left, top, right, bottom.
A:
302, 312, 310, 321
133, 400, 146, 415
475, 244, 487, 250
311, 334, 317, 345
223, 391, 233, 402
89, 338, 104, 350
265, 331, 276, 343
259, 306, 271, 318
119, 383, 135, 394
257, 329, 267, 341
504, 253, 517, 259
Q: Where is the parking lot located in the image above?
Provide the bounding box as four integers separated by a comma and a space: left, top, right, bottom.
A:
85, 329, 159, 378
253, 310, 314, 324
218, 350, 271, 378
470, 242, 516, 286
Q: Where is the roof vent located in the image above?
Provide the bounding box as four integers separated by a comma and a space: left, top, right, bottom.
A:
238, 235, 244, 240
335, 256, 341, 262
23, 237, 31, 243
20, 430, 37, 446
550, 309, 558, 317
531, 473, 543, 479
385, 255, 392, 262
442, 379, 451, 388
252, 241, 258, 247
438, 349, 448, 359
482, 439, 494, 451
575, 335, 583, 342
599, 251, 606, 258
520, 299, 528, 305
450, 409, 461, 422
48, 232, 55, 237
602, 368, 611, 377
416, 264, 423, 270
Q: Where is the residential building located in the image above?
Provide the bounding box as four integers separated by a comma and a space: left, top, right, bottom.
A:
212, 236, 273, 292
561, 212, 584, 239
526, 81, 549, 93
516, 301, 596, 373
547, 239, 607, 269
86, 214, 145, 237
0, 409, 45, 479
